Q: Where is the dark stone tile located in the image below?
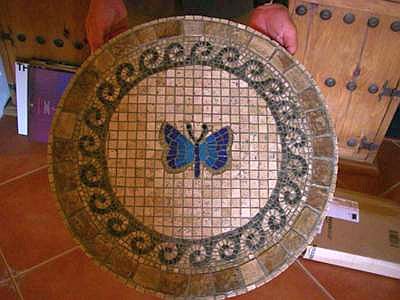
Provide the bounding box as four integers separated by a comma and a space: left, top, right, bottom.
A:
307, 186, 329, 211
313, 136, 335, 158
188, 273, 215, 297
307, 110, 330, 136
159, 271, 189, 296
285, 65, 310, 92
105, 248, 139, 279
281, 230, 306, 255
214, 267, 245, 294
239, 259, 265, 286
312, 159, 334, 187
270, 50, 294, 72
298, 87, 322, 111
133, 264, 161, 292
257, 244, 288, 273
293, 207, 319, 236
68, 210, 99, 241
155, 20, 182, 38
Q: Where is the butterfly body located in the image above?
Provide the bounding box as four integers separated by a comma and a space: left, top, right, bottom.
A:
160, 123, 233, 178
194, 143, 201, 178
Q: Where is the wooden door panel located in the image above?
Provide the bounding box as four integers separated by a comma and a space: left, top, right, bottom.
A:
290, 1, 370, 159
0, 0, 90, 69
289, 0, 313, 63
340, 14, 400, 161
302, 5, 369, 129
290, 0, 400, 163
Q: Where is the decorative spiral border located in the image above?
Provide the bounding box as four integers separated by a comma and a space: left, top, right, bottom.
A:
49, 16, 338, 299
77, 38, 310, 269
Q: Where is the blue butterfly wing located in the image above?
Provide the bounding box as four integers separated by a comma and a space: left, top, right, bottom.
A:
161, 123, 194, 171
199, 127, 232, 172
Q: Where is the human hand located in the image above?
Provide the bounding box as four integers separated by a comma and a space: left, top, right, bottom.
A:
249, 4, 297, 54
85, 0, 129, 53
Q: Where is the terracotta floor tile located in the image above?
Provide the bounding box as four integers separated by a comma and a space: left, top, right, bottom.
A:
300, 259, 400, 300
0, 116, 47, 183
0, 169, 76, 271
18, 248, 158, 300
0, 250, 11, 282
234, 261, 330, 300
0, 280, 18, 300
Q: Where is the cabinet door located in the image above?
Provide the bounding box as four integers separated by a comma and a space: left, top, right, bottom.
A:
0, 0, 90, 83
341, 13, 400, 162
290, 0, 400, 162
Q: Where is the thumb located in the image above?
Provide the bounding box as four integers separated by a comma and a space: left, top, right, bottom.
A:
282, 27, 297, 55
87, 30, 105, 53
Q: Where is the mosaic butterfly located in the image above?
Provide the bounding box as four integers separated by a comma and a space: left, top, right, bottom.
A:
160, 123, 233, 178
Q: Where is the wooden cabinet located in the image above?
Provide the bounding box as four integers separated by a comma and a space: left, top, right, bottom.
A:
289, 0, 400, 163
0, 0, 90, 84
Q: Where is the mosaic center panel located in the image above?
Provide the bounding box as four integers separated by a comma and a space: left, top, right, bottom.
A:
107, 65, 281, 239
49, 16, 337, 299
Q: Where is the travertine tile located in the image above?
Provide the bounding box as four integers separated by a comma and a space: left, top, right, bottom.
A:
48, 16, 337, 299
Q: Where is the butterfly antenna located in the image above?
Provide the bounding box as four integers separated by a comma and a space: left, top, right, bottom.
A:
197, 124, 208, 142
186, 124, 196, 142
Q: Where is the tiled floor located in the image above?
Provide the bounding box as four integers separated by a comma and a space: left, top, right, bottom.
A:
0, 115, 399, 300
337, 139, 400, 203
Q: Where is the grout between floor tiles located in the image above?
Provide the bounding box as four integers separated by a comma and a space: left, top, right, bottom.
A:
15, 246, 80, 278
296, 260, 336, 300
0, 164, 48, 187
0, 249, 12, 285
380, 181, 400, 198
391, 140, 400, 150
1, 246, 80, 299
0, 247, 24, 299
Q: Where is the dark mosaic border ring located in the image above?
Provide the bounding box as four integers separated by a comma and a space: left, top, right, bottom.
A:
49, 16, 338, 299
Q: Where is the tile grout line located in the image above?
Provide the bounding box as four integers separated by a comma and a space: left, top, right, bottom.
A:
0, 164, 49, 187
0, 247, 24, 300
391, 140, 400, 150
379, 181, 400, 198
16, 246, 80, 278
296, 260, 336, 300
377, 140, 400, 197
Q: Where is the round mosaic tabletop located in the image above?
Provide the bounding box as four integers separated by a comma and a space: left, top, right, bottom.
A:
49, 16, 337, 299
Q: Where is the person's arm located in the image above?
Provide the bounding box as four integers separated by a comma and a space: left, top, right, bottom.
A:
85, 0, 297, 55
85, 0, 128, 53
249, 0, 297, 54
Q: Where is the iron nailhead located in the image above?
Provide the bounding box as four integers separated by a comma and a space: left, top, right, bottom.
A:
367, 17, 379, 28
346, 81, 357, 91
324, 77, 336, 87
368, 84, 379, 94
391, 21, 400, 32
36, 36, 46, 44
295, 5, 307, 16
343, 13, 355, 24
17, 33, 26, 42
347, 138, 358, 147
53, 38, 64, 48
320, 9, 332, 21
